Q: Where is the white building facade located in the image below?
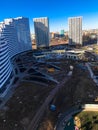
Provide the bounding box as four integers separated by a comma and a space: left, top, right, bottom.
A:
33, 17, 50, 49
0, 17, 32, 94
68, 17, 82, 45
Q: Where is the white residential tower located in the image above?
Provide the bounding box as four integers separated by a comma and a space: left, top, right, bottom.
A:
33, 17, 50, 49
68, 17, 82, 45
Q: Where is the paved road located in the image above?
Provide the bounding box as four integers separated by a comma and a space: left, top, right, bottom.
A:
86, 63, 98, 85
27, 73, 71, 130
56, 109, 81, 130
56, 106, 98, 130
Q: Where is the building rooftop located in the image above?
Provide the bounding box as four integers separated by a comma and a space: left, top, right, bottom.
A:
68, 16, 82, 19
33, 17, 48, 20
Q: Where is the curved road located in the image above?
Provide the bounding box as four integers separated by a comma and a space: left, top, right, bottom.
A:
27, 73, 71, 130
56, 108, 82, 130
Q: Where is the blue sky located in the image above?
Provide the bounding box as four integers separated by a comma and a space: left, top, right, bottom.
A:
0, 0, 98, 33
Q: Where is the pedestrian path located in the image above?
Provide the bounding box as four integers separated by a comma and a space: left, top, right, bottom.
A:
56, 107, 82, 130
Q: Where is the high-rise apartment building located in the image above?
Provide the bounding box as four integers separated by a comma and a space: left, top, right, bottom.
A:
33, 17, 50, 49
0, 36, 12, 93
68, 17, 82, 45
0, 17, 32, 95
4, 17, 32, 58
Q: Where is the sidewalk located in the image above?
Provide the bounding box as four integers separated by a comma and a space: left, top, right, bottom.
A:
85, 63, 98, 86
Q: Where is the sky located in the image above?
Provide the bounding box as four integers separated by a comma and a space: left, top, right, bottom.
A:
0, 0, 98, 33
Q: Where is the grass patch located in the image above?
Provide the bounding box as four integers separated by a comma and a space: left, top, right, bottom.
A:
75, 111, 98, 130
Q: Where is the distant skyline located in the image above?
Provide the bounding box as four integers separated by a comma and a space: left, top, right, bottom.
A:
0, 0, 98, 33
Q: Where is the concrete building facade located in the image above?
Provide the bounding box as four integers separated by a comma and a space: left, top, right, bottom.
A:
68, 17, 82, 45
33, 17, 50, 49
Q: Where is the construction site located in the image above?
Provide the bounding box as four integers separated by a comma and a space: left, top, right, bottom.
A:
0, 51, 98, 130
